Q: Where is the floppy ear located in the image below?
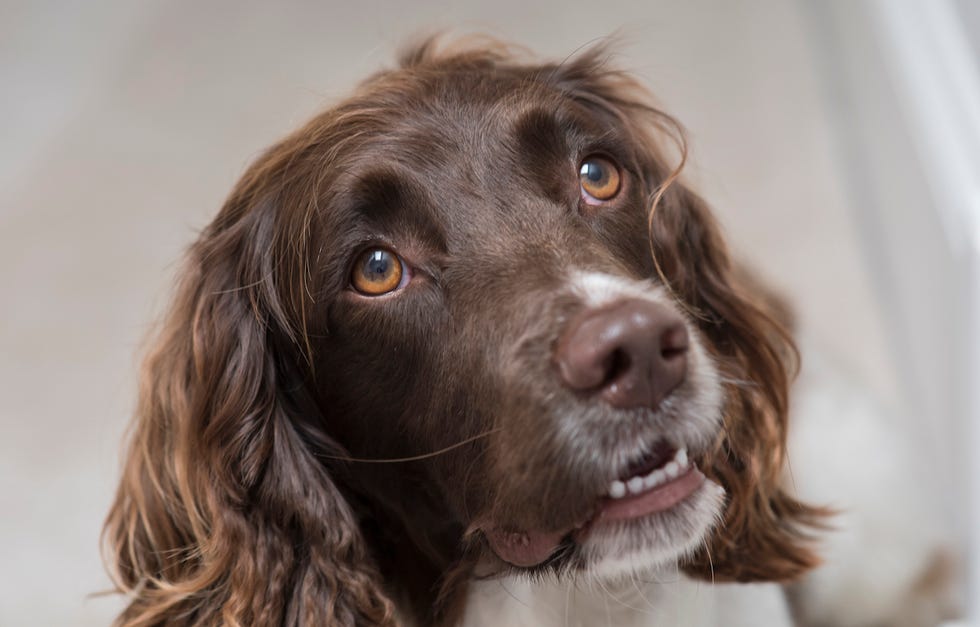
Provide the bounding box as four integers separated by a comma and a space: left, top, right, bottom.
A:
103, 173, 396, 625
551, 47, 825, 582
649, 182, 826, 582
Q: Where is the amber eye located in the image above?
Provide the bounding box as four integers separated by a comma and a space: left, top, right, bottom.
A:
351, 248, 404, 296
578, 156, 621, 202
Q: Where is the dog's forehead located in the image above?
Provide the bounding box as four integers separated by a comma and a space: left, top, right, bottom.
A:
308, 64, 650, 296
329, 69, 619, 233
350, 67, 608, 170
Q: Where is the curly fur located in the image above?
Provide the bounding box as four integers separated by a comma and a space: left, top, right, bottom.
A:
103, 37, 825, 626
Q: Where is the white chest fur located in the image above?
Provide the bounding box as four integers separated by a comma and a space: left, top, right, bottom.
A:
461, 573, 793, 627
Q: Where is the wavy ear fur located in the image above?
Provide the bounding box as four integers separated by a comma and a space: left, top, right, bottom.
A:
550, 46, 826, 582
106, 40, 824, 627
651, 184, 826, 581
103, 155, 396, 625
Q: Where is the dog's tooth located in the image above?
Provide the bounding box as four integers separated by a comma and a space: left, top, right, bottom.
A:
609, 480, 626, 499
676, 448, 688, 467
627, 476, 645, 495
644, 468, 665, 489
612, 448, 692, 498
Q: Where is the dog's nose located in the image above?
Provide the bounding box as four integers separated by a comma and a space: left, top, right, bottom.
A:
554, 299, 689, 410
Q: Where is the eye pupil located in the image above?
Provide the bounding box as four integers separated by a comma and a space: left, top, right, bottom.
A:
582, 162, 605, 183
352, 248, 404, 295
366, 250, 391, 278
578, 156, 621, 202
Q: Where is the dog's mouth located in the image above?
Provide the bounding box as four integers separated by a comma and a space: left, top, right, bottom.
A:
484, 439, 706, 568
596, 442, 704, 522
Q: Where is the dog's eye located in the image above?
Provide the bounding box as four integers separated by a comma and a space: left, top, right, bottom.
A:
351, 248, 405, 296
579, 156, 621, 203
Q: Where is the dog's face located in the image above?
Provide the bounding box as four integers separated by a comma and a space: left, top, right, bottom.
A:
311, 55, 727, 580
318, 63, 722, 572
105, 41, 822, 627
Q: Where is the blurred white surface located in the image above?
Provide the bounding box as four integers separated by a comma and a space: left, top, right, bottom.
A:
872, 4, 980, 619
0, 1, 914, 625
809, 2, 979, 621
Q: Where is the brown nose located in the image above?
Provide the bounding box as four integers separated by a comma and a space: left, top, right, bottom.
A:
554, 299, 689, 410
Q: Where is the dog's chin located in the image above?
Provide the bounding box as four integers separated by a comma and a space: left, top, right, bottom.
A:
575, 476, 726, 583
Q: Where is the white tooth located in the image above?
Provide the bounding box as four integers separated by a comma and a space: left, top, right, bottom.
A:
665, 461, 680, 478
609, 480, 626, 499
642, 472, 658, 489
627, 476, 645, 494
677, 448, 688, 467
648, 469, 666, 488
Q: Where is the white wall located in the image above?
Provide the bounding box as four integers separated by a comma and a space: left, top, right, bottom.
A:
808, 1, 980, 620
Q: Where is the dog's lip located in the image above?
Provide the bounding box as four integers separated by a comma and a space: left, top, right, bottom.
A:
593, 466, 705, 523
484, 471, 705, 568
483, 443, 703, 568
566, 463, 705, 550
483, 526, 569, 568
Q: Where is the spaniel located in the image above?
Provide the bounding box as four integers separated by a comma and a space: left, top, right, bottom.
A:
103, 38, 950, 626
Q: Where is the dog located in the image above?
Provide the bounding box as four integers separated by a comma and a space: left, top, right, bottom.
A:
103, 37, 955, 626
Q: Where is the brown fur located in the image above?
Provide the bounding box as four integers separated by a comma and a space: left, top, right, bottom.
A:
103, 37, 824, 626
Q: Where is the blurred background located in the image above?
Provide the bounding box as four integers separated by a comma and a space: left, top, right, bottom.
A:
1, 0, 977, 625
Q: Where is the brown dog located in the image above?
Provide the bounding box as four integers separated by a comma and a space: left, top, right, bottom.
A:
104, 38, 826, 626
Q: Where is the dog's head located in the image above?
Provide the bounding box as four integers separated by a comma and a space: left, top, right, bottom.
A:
105, 38, 822, 626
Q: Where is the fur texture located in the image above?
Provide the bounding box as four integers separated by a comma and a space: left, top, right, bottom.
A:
103, 37, 828, 626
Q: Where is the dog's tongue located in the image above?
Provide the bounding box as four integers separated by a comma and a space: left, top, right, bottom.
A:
484, 527, 566, 567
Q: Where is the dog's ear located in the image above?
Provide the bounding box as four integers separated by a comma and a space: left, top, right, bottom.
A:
550, 47, 826, 582
649, 183, 826, 582
103, 161, 396, 625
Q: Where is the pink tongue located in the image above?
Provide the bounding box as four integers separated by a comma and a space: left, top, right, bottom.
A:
485, 527, 566, 567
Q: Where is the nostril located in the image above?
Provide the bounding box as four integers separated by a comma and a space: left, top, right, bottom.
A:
605, 348, 631, 384
659, 325, 689, 360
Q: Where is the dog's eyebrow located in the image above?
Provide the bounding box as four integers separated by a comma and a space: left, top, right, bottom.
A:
512, 105, 623, 161
336, 166, 447, 250
513, 107, 570, 162
508, 104, 625, 206
347, 168, 411, 214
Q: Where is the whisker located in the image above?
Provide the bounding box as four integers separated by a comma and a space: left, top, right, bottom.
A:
564, 576, 572, 627
716, 376, 758, 389
479, 576, 534, 619
594, 570, 647, 614
460, 446, 491, 520
627, 559, 659, 613
706, 540, 716, 585
317, 428, 501, 464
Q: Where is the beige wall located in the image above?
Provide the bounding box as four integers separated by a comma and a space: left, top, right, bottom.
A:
0, 1, 893, 624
